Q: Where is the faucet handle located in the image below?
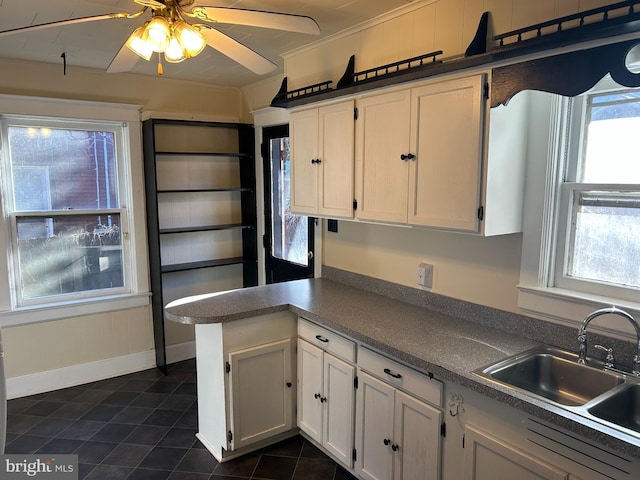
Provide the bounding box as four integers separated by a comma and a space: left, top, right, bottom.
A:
594, 344, 615, 369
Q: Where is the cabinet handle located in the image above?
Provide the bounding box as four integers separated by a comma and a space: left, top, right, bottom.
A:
392, 444, 399, 452
400, 153, 415, 161
383, 368, 402, 379
286, 382, 292, 388
314, 393, 321, 399
320, 396, 327, 403
315, 335, 329, 343
383, 438, 391, 446
311, 158, 322, 164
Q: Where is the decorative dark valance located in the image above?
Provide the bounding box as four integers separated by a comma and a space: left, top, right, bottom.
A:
491, 39, 640, 107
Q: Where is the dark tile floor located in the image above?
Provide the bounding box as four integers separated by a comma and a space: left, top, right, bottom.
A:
5, 359, 355, 480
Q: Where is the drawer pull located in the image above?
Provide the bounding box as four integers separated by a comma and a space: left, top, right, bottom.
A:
383, 438, 391, 446
315, 335, 329, 343
392, 444, 399, 452
384, 368, 402, 379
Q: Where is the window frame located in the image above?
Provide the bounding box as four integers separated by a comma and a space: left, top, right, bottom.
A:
518, 86, 640, 338
2, 116, 132, 306
0, 95, 149, 327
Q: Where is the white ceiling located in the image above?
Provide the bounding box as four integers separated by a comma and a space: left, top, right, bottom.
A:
0, 0, 416, 87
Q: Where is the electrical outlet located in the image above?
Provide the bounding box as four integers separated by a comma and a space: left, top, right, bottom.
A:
417, 262, 433, 289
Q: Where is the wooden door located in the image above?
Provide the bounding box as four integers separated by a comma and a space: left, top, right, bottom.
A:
393, 390, 442, 480
228, 338, 294, 450
290, 107, 320, 214
297, 338, 324, 444
323, 353, 356, 467
408, 75, 485, 231
355, 372, 395, 480
356, 89, 411, 223
318, 100, 356, 218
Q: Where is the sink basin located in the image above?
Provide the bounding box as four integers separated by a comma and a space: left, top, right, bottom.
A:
589, 384, 640, 433
475, 348, 625, 406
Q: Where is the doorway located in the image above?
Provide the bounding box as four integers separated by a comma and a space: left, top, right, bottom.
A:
262, 124, 315, 283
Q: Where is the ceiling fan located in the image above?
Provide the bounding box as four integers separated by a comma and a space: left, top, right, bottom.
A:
0, 0, 320, 75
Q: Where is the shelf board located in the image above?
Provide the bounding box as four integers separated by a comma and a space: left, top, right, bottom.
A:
159, 223, 252, 235
157, 188, 253, 194
155, 151, 251, 158
161, 257, 254, 273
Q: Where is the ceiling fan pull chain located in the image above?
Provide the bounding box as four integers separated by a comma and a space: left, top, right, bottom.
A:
157, 52, 163, 75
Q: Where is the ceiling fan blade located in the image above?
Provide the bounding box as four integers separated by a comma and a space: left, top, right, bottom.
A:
107, 43, 140, 73
199, 27, 277, 75
0, 12, 132, 37
191, 7, 320, 35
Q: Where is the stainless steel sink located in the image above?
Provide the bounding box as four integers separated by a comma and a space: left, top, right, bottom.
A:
588, 384, 640, 433
474, 347, 625, 406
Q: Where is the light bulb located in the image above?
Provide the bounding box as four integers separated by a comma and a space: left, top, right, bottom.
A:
165, 35, 186, 63
144, 16, 170, 52
174, 21, 206, 58
125, 23, 153, 60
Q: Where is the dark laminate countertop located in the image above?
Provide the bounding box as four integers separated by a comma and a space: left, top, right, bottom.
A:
165, 278, 640, 458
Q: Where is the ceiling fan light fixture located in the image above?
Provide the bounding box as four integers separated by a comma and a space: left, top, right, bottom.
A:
125, 23, 153, 60
174, 21, 206, 58
145, 15, 171, 52
165, 35, 186, 63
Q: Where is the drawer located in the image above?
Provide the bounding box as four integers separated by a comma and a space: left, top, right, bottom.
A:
359, 347, 442, 407
298, 318, 356, 363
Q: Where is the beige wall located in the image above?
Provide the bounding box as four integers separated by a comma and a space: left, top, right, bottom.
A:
0, 59, 250, 382
0, 58, 250, 122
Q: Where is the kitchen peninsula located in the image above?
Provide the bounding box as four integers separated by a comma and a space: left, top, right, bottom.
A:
165, 269, 640, 479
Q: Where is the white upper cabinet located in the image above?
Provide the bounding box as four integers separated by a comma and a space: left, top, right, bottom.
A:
407, 75, 484, 231
355, 89, 412, 224
353, 72, 528, 235
290, 100, 355, 219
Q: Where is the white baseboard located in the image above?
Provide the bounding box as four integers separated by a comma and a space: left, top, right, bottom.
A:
165, 340, 196, 365
5, 341, 196, 399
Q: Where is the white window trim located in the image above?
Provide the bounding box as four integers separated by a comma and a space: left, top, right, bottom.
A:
518, 91, 640, 341
0, 94, 150, 326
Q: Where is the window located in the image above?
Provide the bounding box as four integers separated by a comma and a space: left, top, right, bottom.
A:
555, 83, 640, 303
518, 79, 640, 326
1, 116, 132, 307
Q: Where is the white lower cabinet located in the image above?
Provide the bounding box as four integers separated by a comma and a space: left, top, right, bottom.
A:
355, 349, 443, 480
297, 337, 356, 467
195, 312, 297, 462
463, 424, 573, 480
228, 338, 294, 450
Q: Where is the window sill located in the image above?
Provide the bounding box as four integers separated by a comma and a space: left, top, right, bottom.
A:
0, 293, 151, 328
518, 285, 640, 340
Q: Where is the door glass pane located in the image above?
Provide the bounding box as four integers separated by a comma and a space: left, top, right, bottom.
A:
270, 136, 308, 265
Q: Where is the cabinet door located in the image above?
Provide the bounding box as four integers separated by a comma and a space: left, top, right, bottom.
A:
297, 339, 324, 444
463, 424, 570, 480
408, 75, 485, 231
356, 89, 411, 223
228, 338, 294, 450
393, 390, 441, 480
323, 353, 355, 467
355, 372, 395, 480
290, 108, 319, 214
318, 100, 356, 218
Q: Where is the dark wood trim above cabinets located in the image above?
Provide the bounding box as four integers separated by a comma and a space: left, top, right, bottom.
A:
491, 39, 640, 107
271, 1, 640, 109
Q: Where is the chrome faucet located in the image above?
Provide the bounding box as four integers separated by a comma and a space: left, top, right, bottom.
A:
577, 306, 640, 376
